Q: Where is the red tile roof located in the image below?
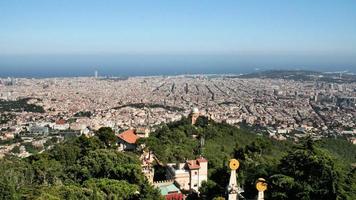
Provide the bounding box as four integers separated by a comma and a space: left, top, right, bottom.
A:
187, 160, 200, 170
196, 157, 208, 163
186, 157, 208, 170
56, 119, 66, 125
166, 193, 183, 200
118, 129, 138, 144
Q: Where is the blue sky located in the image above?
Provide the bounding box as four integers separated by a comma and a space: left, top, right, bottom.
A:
0, 0, 356, 75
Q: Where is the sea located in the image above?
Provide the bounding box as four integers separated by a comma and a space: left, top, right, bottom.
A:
0, 54, 355, 78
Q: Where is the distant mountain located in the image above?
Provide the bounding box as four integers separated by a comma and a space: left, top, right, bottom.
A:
239, 70, 356, 83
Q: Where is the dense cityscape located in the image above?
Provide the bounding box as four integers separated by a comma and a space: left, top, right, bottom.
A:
0, 70, 355, 199
1, 71, 355, 156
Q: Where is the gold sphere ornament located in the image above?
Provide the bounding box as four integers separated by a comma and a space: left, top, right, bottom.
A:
256, 178, 267, 192
229, 159, 240, 170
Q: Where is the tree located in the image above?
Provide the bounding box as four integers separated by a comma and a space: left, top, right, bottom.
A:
0, 180, 17, 200
35, 185, 92, 200
29, 153, 64, 186
75, 135, 103, 154
49, 142, 81, 166
73, 149, 143, 184
269, 139, 341, 200
199, 180, 221, 200
96, 127, 117, 148
195, 116, 209, 128
0, 157, 35, 199
84, 178, 139, 199
138, 180, 164, 200
343, 167, 356, 199
268, 174, 297, 200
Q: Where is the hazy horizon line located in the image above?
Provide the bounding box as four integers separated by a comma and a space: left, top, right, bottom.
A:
1, 68, 355, 79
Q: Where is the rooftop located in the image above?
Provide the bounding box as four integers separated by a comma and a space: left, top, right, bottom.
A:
117, 129, 138, 144
158, 183, 181, 196
187, 159, 201, 170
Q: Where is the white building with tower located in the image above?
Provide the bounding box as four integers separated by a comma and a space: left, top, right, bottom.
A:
166, 157, 208, 192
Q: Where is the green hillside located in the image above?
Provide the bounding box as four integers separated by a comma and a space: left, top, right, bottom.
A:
143, 116, 356, 200
0, 128, 162, 200
0, 117, 355, 199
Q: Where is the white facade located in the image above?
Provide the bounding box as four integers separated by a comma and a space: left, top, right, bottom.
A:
52, 123, 70, 130
167, 157, 208, 192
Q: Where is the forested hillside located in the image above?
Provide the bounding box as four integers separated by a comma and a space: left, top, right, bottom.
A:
0, 117, 355, 200
0, 128, 162, 200
143, 116, 356, 200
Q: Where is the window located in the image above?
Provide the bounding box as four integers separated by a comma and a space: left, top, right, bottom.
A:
194, 171, 198, 175
194, 184, 198, 187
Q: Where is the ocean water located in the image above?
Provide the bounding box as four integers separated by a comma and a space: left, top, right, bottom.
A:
0, 54, 355, 78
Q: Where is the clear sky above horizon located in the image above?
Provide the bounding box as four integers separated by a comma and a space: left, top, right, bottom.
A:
0, 0, 356, 75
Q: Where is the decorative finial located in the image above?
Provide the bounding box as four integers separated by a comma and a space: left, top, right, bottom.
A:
227, 159, 240, 200
256, 178, 267, 192
229, 159, 240, 170
256, 178, 267, 200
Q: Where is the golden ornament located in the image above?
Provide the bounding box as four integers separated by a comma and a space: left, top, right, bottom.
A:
229, 159, 240, 170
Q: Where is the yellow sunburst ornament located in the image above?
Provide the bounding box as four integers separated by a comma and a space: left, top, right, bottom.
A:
229, 159, 240, 170
256, 178, 267, 192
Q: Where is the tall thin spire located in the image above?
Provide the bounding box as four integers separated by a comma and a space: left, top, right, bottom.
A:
227, 159, 240, 200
